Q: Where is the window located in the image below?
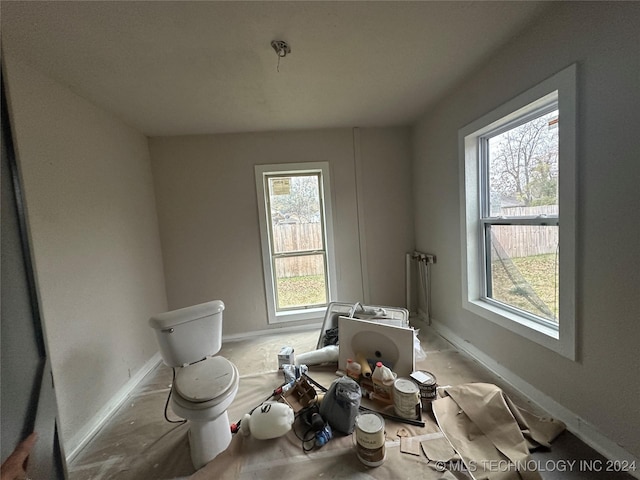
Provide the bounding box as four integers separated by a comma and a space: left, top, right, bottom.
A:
459, 65, 576, 359
255, 162, 337, 324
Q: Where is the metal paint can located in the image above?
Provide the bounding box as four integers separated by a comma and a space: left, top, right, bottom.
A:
393, 377, 421, 420
409, 370, 437, 410
354, 413, 386, 467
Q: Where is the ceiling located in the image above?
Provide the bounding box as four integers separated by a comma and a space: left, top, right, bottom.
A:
1, 1, 552, 137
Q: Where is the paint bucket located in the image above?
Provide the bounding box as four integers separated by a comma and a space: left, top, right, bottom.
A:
409, 370, 437, 410
393, 378, 421, 420
354, 413, 386, 467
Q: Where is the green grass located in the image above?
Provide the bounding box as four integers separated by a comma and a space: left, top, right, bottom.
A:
491, 253, 559, 321
277, 256, 559, 322
276, 274, 326, 309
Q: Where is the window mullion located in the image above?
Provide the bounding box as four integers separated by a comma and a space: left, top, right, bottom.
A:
273, 249, 325, 259
481, 217, 559, 226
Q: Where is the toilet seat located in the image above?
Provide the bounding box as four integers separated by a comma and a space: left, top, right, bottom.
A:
174, 356, 237, 407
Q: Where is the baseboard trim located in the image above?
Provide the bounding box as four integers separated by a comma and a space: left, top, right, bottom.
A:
222, 321, 322, 342
65, 352, 162, 462
65, 324, 320, 461
414, 315, 639, 478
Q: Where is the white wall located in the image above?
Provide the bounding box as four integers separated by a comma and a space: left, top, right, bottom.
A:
412, 2, 640, 458
358, 128, 414, 306
149, 127, 413, 336
3, 55, 168, 449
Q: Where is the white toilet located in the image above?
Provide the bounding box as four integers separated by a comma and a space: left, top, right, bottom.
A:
149, 300, 239, 469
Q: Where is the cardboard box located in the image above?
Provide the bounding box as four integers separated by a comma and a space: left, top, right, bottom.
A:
280, 377, 316, 413
278, 346, 295, 369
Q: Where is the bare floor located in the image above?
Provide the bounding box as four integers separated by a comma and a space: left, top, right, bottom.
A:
67, 328, 634, 479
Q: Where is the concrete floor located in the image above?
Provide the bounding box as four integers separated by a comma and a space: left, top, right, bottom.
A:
67, 328, 634, 479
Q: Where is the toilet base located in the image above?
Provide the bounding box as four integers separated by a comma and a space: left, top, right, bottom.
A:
188, 411, 232, 470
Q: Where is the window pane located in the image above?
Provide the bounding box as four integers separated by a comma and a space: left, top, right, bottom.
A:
487, 225, 559, 323
487, 110, 559, 216
274, 254, 327, 310
269, 175, 323, 254
270, 223, 324, 255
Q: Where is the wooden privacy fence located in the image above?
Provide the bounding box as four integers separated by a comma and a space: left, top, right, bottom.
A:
273, 223, 325, 278
493, 226, 558, 257
494, 205, 559, 258
273, 205, 559, 279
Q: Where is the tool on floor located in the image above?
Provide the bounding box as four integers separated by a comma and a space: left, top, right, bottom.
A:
292, 404, 333, 452
313, 414, 333, 447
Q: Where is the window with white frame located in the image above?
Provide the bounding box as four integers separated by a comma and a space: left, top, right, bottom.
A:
255, 162, 337, 324
459, 65, 577, 359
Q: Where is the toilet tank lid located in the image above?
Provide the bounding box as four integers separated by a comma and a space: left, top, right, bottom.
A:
149, 300, 225, 329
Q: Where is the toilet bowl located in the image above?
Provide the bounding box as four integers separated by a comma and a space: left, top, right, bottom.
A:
172, 356, 239, 469
149, 300, 239, 470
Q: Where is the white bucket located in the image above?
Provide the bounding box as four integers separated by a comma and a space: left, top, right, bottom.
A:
393, 378, 421, 420
354, 413, 386, 467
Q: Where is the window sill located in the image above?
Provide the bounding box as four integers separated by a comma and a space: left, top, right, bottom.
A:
271, 306, 327, 324
463, 298, 574, 360
468, 298, 558, 336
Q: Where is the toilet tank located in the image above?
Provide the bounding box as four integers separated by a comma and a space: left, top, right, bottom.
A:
149, 300, 225, 367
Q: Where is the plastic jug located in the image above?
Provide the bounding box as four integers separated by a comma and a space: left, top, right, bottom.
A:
346, 359, 362, 381
372, 362, 395, 398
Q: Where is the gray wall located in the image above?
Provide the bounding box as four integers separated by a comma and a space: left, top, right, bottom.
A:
149, 127, 414, 336
412, 2, 640, 457
3, 55, 168, 451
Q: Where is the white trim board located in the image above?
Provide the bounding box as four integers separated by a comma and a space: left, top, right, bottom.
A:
65, 352, 162, 462
222, 321, 322, 343
414, 315, 639, 478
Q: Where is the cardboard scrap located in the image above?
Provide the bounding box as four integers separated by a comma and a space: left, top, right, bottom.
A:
400, 436, 422, 456
420, 436, 458, 463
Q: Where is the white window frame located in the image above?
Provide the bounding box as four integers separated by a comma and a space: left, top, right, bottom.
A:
255, 162, 337, 325
459, 64, 577, 360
